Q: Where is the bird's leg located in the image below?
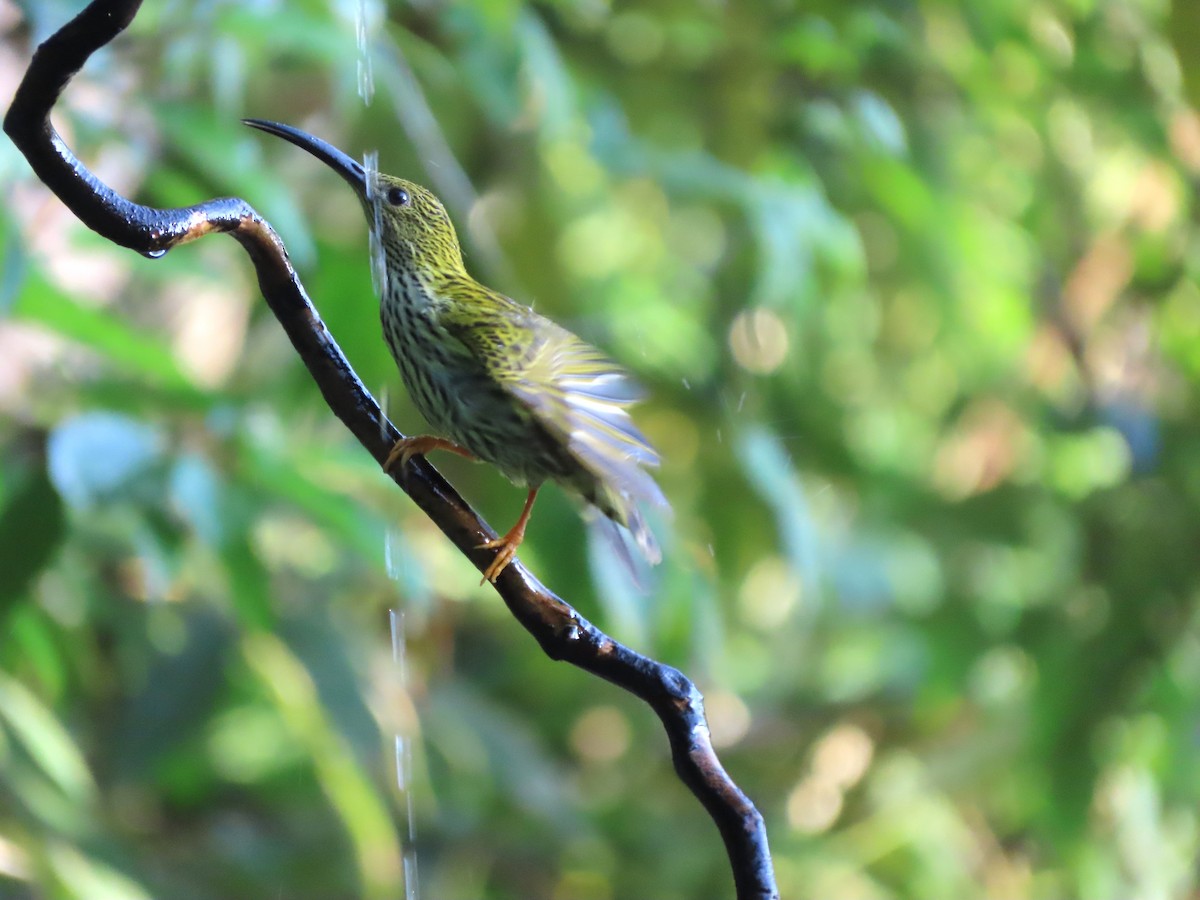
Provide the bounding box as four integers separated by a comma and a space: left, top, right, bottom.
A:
478, 487, 539, 584
384, 434, 476, 474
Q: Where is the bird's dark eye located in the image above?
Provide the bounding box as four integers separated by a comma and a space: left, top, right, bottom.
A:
386, 187, 410, 207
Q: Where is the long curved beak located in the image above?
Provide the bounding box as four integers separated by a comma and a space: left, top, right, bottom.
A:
243, 119, 367, 201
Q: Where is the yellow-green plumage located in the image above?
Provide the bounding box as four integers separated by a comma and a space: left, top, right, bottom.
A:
245, 120, 666, 580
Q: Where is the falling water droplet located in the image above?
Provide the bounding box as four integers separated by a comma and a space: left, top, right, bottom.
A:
142, 247, 167, 259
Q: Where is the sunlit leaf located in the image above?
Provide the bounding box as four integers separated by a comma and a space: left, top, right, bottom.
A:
11, 270, 198, 394
0, 673, 95, 805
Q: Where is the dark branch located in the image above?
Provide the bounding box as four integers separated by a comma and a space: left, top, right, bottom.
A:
4, 4, 779, 897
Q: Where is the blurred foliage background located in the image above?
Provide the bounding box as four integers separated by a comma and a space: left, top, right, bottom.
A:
3, 0, 1200, 897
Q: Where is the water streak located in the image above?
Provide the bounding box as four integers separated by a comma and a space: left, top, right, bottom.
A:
385, 524, 407, 586
362, 148, 388, 298
389, 609, 420, 899
390, 608, 407, 679
379, 385, 391, 444
403, 850, 420, 900
355, 0, 376, 106
365, 3, 417, 890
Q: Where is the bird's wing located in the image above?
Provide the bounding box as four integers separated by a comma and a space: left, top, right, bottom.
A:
440, 292, 668, 522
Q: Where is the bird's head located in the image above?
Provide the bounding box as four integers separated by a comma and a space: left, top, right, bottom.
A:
368, 173, 464, 272
244, 119, 464, 274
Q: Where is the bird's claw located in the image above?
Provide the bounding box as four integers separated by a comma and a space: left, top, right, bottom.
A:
477, 535, 520, 584
383, 438, 416, 474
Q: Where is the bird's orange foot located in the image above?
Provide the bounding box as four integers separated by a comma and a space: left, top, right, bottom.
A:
383, 434, 475, 475
477, 531, 524, 584
476, 487, 539, 584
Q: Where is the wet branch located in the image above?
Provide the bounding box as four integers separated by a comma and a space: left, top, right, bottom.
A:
4, 3, 779, 897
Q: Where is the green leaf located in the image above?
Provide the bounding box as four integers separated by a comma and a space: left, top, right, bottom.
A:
0, 455, 65, 615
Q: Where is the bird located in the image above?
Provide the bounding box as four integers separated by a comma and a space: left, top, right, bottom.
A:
244, 119, 667, 584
